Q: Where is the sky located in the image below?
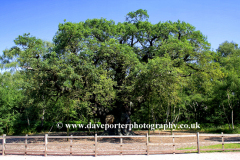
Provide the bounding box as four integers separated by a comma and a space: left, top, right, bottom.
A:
0, 0, 239, 62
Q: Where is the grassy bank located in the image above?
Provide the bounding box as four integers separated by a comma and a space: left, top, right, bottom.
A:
178, 143, 240, 153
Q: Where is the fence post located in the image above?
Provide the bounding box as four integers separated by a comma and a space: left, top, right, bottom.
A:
173, 133, 175, 154
25, 134, 28, 156
197, 132, 200, 154
45, 134, 48, 156
2, 134, 6, 156
120, 137, 122, 156
221, 132, 224, 151
95, 134, 97, 157
70, 135, 73, 156
146, 133, 149, 155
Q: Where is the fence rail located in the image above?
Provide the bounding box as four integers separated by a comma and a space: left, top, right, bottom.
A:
1, 132, 240, 156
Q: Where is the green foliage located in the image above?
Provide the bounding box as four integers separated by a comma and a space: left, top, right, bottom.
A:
1, 9, 239, 135
0, 72, 24, 134
179, 143, 240, 153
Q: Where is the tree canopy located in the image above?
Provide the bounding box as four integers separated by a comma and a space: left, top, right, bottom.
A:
0, 9, 239, 135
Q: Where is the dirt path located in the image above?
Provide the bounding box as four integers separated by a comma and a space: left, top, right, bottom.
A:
1, 130, 240, 155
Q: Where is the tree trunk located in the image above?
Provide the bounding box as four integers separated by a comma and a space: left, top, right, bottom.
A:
148, 96, 150, 141
99, 100, 135, 135
222, 104, 231, 130
67, 99, 70, 137
232, 109, 234, 129
170, 102, 173, 135
41, 109, 45, 127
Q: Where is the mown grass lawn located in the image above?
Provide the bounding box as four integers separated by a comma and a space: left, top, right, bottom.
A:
178, 143, 240, 153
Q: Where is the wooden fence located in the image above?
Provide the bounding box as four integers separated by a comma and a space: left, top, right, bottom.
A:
0, 132, 240, 156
